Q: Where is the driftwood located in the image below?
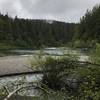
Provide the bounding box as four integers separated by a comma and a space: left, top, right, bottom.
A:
4, 86, 23, 100
4, 84, 51, 100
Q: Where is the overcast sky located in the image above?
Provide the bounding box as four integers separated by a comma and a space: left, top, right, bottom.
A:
0, 0, 100, 22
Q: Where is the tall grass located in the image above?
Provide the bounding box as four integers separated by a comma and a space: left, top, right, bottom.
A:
31, 54, 100, 100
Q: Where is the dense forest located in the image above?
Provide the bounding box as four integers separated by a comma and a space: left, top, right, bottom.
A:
0, 14, 77, 49
79, 5, 100, 41
0, 5, 100, 49
75, 5, 100, 48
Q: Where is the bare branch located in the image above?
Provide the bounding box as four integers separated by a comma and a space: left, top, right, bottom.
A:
4, 84, 51, 100
4, 86, 22, 100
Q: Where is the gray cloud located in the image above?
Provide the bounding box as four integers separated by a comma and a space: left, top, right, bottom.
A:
20, 0, 68, 14
0, 0, 16, 16
0, 0, 100, 22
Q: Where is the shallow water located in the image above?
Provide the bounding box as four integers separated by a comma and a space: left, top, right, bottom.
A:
0, 47, 89, 75
0, 74, 43, 97
0, 47, 89, 97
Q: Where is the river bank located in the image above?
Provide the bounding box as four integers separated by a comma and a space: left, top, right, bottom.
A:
0, 47, 89, 76
0, 47, 90, 99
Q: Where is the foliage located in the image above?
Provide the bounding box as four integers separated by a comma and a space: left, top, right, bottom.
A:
40, 56, 100, 100
91, 43, 100, 64
79, 5, 100, 43
41, 56, 78, 90
0, 54, 100, 99
0, 13, 77, 49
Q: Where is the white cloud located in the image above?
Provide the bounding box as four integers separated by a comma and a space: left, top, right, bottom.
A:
0, 0, 100, 22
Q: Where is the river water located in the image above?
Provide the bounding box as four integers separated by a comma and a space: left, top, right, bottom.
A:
0, 47, 89, 97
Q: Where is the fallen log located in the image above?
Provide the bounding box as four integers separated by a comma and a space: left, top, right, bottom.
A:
0, 61, 99, 78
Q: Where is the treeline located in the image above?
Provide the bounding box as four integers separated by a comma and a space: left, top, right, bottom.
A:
78, 5, 100, 46
73, 5, 100, 49
79, 5, 100, 41
0, 14, 77, 49
1, 4, 99, 49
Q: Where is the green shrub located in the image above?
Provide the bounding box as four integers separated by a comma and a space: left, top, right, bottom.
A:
91, 43, 100, 64
41, 56, 100, 100
41, 57, 79, 91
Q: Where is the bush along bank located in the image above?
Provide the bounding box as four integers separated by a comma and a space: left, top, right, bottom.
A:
40, 56, 100, 100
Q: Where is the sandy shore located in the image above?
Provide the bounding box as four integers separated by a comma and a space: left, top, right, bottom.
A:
0, 55, 33, 76
0, 53, 89, 76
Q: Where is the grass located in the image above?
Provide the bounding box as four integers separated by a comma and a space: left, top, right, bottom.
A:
0, 95, 38, 100
0, 45, 100, 99
30, 55, 100, 100
0, 42, 19, 56
0, 42, 35, 56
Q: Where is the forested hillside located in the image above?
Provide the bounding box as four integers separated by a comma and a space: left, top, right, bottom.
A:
0, 14, 76, 49
72, 5, 100, 48
79, 5, 100, 42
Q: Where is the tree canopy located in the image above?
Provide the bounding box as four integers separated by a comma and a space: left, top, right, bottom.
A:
0, 13, 76, 49
79, 5, 100, 42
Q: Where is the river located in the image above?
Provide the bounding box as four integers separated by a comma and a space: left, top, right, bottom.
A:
0, 47, 89, 76
0, 47, 89, 97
